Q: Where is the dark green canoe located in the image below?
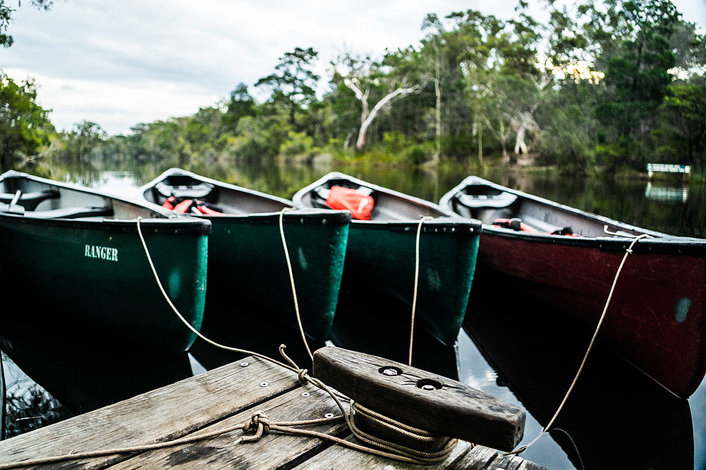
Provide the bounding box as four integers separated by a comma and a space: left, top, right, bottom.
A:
140, 168, 350, 343
0, 170, 210, 354
292, 172, 482, 345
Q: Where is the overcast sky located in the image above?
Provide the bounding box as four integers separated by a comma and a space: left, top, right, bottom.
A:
2, 0, 704, 135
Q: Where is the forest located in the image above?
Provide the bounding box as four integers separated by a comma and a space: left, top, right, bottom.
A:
1, 0, 705, 176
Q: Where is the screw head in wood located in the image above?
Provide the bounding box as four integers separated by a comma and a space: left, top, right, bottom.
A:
417, 378, 442, 391
379, 366, 402, 376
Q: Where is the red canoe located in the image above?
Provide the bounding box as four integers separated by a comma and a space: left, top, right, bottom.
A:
440, 176, 706, 398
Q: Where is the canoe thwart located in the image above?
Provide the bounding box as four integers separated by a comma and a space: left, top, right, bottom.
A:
0, 188, 59, 210
312, 346, 525, 451
29, 206, 114, 219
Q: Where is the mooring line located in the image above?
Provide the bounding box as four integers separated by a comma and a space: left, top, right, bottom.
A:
0, 216, 459, 469
409, 216, 433, 366
505, 233, 651, 455
278, 208, 314, 361
138, 217, 445, 463
135, 217, 296, 373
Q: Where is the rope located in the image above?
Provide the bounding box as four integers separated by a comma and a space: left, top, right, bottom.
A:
348, 402, 458, 463
135, 217, 297, 374
409, 216, 433, 366
0, 350, 5, 441
0, 217, 460, 469
277, 347, 456, 465
278, 208, 313, 362
0, 412, 344, 470
506, 233, 651, 455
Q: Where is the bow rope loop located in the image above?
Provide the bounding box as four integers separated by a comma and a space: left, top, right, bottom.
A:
505, 232, 652, 456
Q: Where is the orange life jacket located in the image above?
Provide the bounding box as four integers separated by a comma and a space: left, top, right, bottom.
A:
325, 186, 374, 220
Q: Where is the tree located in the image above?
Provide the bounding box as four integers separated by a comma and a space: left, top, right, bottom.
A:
333, 52, 420, 151
1, 0, 54, 47
60, 120, 107, 160
421, 14, 444, 163
657, 83, 706, 166
221, 82, 255, 133
255, 47, 319, 128
581, 0, 681, 167
449, 8, 544, 164
0, 73, 54, 168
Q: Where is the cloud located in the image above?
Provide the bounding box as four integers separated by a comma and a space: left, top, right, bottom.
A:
6, 68, 220, 133
1, 0, 703, 135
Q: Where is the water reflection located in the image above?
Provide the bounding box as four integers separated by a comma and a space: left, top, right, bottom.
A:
0, 353, 70, 439
0, 322, 194, 416
462, 269, 695, 469
1, 160, 704, 469
645, 182, 689, 203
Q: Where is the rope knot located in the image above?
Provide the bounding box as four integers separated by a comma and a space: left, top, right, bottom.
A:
241, 412, 271, 443
297, 368, 310, 384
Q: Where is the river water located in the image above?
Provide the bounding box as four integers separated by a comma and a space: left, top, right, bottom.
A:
0, 160, 704, 469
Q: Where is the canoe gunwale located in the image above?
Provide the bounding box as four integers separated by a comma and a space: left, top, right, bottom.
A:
440, 175, 706, 254
480, 226, 706, 256
350, 217, 482, 234
0, 170, 176, 217
139, 167, 296, 209
440, 176, 679, 239
292, 172, 479, 225
0, 212, 212, 235
182, 209, 352, 226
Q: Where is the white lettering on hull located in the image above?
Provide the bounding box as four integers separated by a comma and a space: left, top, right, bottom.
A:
84, 244, 119, 262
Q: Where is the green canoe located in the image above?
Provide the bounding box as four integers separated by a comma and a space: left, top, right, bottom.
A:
0, 170, 210, 354
140, 168, 350, 343
292, 172, 482, 345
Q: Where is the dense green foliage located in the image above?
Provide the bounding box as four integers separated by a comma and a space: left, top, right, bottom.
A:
0, 73, 55, 168
1, 0, 704, 175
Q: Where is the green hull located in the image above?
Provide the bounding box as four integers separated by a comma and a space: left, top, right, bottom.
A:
140, 169, 350, 343
292, 172, 483, 346
0, 170, 210, 354
345, 220, 479, 345
204, 212, 348, 342
0, 217, 208, 353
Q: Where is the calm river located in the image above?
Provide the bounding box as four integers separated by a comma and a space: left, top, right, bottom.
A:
1, 159, 704, 469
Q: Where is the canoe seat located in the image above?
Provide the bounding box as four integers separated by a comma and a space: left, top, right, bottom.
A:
455, 191, 517, 209
155, 181, 215, 200
493, 216, 573, 235
29, 206, 114, 219
0, 189, 59, 210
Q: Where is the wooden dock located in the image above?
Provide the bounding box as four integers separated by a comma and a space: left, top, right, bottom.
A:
0, 355, 545, 469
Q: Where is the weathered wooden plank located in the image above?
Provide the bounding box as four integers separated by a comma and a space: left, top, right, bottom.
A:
0, 357, 298, 469
449, 446, 546, 470
108, 385, 348, 469
313, 346, 525, 451
292, 435, 472, 469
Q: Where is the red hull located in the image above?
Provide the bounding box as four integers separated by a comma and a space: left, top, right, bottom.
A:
478, 232, 706, 398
